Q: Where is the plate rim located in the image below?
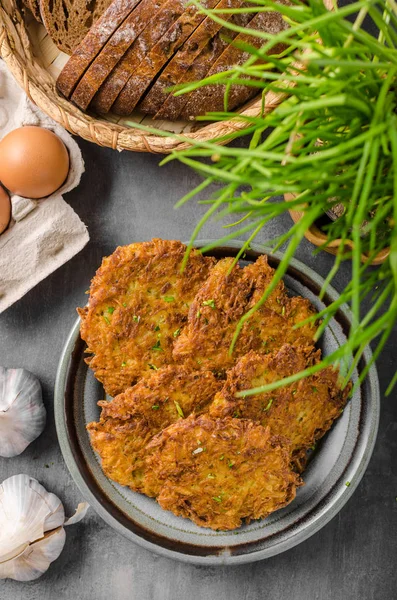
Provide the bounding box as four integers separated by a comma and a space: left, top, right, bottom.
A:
54, 240, 380, 565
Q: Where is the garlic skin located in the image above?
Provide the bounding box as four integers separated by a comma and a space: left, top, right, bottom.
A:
0, 367, 46, 457
0, 475, 89, 581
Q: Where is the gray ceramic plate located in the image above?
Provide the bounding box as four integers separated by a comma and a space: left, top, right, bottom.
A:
54, 241, 380, 565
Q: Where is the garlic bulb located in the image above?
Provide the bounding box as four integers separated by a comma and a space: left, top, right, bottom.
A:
0, 475, 89, 581
0, 367, 46, 457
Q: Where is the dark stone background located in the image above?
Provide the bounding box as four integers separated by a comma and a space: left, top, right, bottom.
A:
0, 138, 396, 600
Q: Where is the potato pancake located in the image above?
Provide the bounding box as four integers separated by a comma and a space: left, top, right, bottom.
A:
173, 255, 317, 374
210, 344, 350, 463
78, 239, 216, 396
87, 366, 221, 491
144, 414, 302, 530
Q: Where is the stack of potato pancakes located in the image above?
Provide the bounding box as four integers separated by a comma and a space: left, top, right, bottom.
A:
79, 239, 349, 531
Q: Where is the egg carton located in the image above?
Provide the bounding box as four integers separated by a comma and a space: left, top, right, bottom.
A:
0, 62, 89, 314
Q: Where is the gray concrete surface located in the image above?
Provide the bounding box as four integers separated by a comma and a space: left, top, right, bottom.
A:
0, 138, 396, 600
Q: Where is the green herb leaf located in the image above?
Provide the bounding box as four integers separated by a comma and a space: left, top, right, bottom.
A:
133, 315, 140, 323
174, 400, 185, 418
212, 496, 222, 503
173, 328, 181, 337
152, 340, 163, 352
121, 362, 127, 367
163, 296, 175, 302
202, 299, 216, 309
107, 307, 115, 314
152, 405, 160, 410
345, 481, 351, 487
148, 364, 158, 370
263, 398, 274, 412
103, 316, 110, 325
155, 325, 160, 331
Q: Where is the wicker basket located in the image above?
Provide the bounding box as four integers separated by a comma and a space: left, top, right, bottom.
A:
0, 0, 334, 153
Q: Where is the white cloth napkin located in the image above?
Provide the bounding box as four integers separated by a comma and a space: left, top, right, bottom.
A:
0, 61, 89, 313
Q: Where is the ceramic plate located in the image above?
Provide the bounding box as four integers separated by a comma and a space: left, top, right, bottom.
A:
54, 241, 380, 565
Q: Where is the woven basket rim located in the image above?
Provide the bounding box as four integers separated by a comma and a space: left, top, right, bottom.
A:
0, 0, 334, 153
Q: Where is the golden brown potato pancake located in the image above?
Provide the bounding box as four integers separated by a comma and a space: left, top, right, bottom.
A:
173, 255, 317, 374
87, 366, 221, 492
210, 344, 350, 464
144, 414, 301, 530
78, 239, 216, 396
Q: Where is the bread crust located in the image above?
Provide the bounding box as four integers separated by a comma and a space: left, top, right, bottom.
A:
56, 0, 139, 98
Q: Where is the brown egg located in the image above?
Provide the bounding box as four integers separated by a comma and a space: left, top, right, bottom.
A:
0, 126, 70, 199
0, 185, 11, 235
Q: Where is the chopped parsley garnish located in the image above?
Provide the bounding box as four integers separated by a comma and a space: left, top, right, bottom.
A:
163, 296, 175, 302
202, 299, 216, 309
121, 362, 127, 367
152, 404, 160, 410
196, 310, 201, 318
212, 496, 222, 503
152, 340, 163, 352
268, 336, 275, 342
154, 325, 160, 331
197, 359, 202, 365
103, 316, 110, 325
228, 461, 234, 468
122, 302, 127, 307
233, 411, 240, 418
174, 400, 185, 418
133, 315, 140, 322
107, 306, 115, 314
312, 386, 318, 393
148, 364, 158, 370
173, 328, 181, 337
263, 398, 274, 412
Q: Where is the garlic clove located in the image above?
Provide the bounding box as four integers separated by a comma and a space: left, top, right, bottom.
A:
0, 475, 63, 563
0, 528, 66, 582
0, 367, 46, 457
0, 475, 88, 581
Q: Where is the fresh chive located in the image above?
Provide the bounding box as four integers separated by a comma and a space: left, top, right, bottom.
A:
152, 404, 160, 410
219, 454, 224, 461
103, 316, 110, 325
174, 400, 185, 418
148, 364, 158, 370
263, 398, 274, 412
133, 315, 140, 323
196, 310, 201, 318
163, 296, 175, 302
173, 328, 181, 337
212, 496, 222, 503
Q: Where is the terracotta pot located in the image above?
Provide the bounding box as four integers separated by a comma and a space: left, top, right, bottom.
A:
286, 195, 390, 266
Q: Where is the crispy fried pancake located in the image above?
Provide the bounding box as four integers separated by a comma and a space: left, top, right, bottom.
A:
173, 255, 317, 374
210, 344, 350, 461
78, 239, 216, 396
87, 366, 221, 491
144, 414, 301, 530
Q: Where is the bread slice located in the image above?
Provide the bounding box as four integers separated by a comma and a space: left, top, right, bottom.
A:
56, 0, 140, 99
90, 0, 188, 114
71, 0, 181, 111
40, 0, 114, 55
180, 8, 289, 119
111, 0, 224, 116
141, 1, 251, 120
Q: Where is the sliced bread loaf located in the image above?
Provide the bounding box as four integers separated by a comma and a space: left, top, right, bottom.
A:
111, 0, 222, 116
180, 8, 289, 119
90, 0, 188, 114
56, 0, 140, 99
139, 0, 245, 117
71, 0, 178, 111
40, 0, 114, 55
